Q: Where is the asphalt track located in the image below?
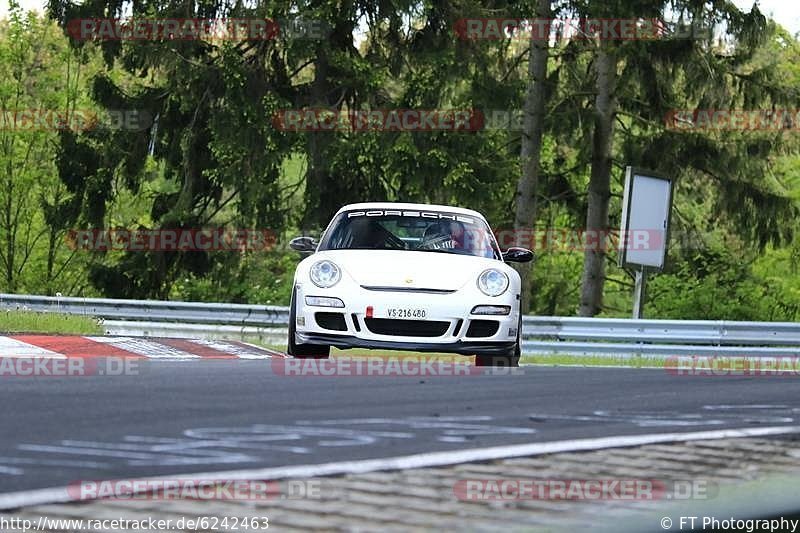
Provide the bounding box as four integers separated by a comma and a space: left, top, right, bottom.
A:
0, 360, 798, 495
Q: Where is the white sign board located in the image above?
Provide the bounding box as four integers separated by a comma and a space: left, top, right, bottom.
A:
618, 167, 673, 270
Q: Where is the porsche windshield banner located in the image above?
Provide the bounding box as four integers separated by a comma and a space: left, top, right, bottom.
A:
345, 210, 477, 225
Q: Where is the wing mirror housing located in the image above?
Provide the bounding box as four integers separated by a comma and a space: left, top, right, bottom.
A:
502, 247, 534, 263
289, 236, 318, 254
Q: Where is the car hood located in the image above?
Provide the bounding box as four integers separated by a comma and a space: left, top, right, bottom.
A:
308, 249, 507, 291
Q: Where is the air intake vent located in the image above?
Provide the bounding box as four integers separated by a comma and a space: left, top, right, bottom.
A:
315, 312, 347, 331
465, 320, 499, 338
364, 318, 449, 337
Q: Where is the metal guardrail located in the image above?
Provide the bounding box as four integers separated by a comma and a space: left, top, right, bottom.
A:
0, 293, 288, 327
520, 316, 800, 357
3, 293, 800, 357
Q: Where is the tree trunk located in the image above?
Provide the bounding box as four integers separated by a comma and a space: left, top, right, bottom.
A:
304, 47, 332, 231
578, 43, 617, 317
3, 167, 15, 292
513, 0, 551, 313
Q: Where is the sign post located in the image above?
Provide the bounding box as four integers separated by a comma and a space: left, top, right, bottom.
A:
632, 268, 646, 319
618, 167, 674, 319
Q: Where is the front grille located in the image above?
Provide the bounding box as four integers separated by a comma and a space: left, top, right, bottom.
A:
364, 318, 450, 337
465, 319, 499, 338
315, 312, 347, 331
360, 286, 456, 294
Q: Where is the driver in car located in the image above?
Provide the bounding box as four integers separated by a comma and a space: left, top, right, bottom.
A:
422, 220, 497, 257
422, 220, 464, 250
348, 217, 407, 249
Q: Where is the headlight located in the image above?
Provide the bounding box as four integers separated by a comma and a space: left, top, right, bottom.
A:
309, 260, 341, 288
477, 269, 509, 296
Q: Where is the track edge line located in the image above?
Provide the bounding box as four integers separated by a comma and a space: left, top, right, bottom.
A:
2, 424, 799, 511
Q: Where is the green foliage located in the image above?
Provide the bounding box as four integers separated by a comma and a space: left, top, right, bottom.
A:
0, 309, 103, 334
0, 0, 798, 320
170, 250, 296, 304
647, 244, 780, 320
0, 9, 99, 295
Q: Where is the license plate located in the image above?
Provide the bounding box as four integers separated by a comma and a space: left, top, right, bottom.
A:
385, 307, 427, 319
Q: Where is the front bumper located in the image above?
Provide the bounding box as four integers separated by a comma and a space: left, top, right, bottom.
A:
295, 332, 516, 356
294, 281, 520, 357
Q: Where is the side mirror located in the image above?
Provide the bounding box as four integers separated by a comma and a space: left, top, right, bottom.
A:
290, 236, 318, 253
502, 247, 534, 263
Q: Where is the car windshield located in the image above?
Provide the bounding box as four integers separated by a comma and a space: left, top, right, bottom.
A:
318, 210, 500, 259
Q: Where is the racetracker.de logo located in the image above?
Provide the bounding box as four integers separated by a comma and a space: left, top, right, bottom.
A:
0, 109, 151, 131
454, 18, 671, 41
272, 357, 523, 376
272, 109, 484, 132
67, 479, 321, 501
66, 18, 329, 41
665, 109, 800, 131
665, 356, 800, 376
453, 478, 714, 501
0, 357, 138, 377
493, 228, 664, 252
66, 229, 276, 252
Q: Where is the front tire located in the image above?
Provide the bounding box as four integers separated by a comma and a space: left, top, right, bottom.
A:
475, 315, 521, 367
475, 348, 519, 367
287, 287, 330, 359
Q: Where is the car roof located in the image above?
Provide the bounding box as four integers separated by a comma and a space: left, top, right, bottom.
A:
335, 202, 487, 221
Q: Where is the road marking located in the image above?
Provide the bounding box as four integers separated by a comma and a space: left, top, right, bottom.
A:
0, 457, 111, 467
703, 404, 794, 410
528, 407, 798, 427
0, 337, 64, 359
3, 417, 537, 472
12, 335, 145, 359
186, 339, 283, 359
85, 337, 200, 359
522, 363, 666, 369
0, 335, 282, 360
150, 338, 238, 359
1, 424, 798, 510
296, 416, 537, 442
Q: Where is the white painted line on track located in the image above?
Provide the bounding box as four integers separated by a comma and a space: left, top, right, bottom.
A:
1, 424, 799, 510
238, 341, 288, 358
85, 337, 200, 359
0, 335, 283, 360
0, 337, 65, 359
192, 339, 283, 359
522, 363, 666, 370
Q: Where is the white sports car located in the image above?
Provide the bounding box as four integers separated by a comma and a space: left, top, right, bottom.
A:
288, 202, 533, 366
